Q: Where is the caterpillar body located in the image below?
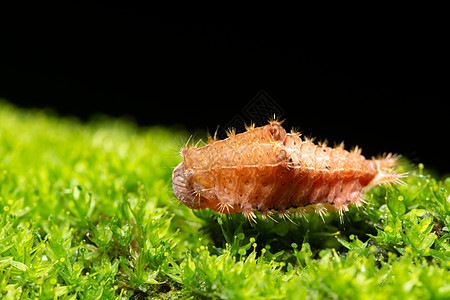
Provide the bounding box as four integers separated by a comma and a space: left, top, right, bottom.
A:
172, 121, 405, 222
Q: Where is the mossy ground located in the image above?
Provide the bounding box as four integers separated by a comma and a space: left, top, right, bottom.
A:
1, 101, 449, 299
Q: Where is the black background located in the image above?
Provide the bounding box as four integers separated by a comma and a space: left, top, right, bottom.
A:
0, 4, 447, 175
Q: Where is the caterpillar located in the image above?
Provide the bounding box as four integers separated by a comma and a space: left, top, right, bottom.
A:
172, 120, 405, 222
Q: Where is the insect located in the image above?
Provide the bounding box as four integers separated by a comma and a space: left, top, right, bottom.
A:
172, 120, 405, 222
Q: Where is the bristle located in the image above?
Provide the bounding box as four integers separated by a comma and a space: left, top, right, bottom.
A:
267, 215, 278, 223
263, 210, 278, 223
269, 114, 285, 125
207, 135, 216, 144
213, 125, 220, 141
393, 172, 408, 185
363, 171, 407, 192
338, 208, 345, 224
295, 207, 309, 221
314, 204, 328, 222
354, 199, 368, 214
226, 127, 236, 137
381, 172, 407, 186
183, 135, 193, 150
245, 122, 256, 131
335, 141, 345, 150
280, 211, 297, 225
333, 202, 349, 218
358, 196, 369, 205
351, 145, 362, 155
243, 211, 257, 224
217, 202, 234, 214
290, 127, 302, 137
216, 202, 225, 213
304, 135, 316, 143
190, 189, 203, 208
318, 139, 328, 147
288, 214, 298, 225
373, 153, 402, 170
194, 139, 203, 148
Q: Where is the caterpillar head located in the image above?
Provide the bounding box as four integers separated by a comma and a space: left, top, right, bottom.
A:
172, 162, 213, 210
172, 162, 195, 208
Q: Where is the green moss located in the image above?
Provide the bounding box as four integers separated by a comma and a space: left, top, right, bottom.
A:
1, 100, 449, 299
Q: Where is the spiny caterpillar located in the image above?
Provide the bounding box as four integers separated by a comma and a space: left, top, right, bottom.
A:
172, 120, 405, 223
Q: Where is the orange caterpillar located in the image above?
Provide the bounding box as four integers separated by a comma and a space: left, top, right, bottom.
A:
172, 120, 405, 222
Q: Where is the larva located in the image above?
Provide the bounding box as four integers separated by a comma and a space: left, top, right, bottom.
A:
172, 120, 405, 222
